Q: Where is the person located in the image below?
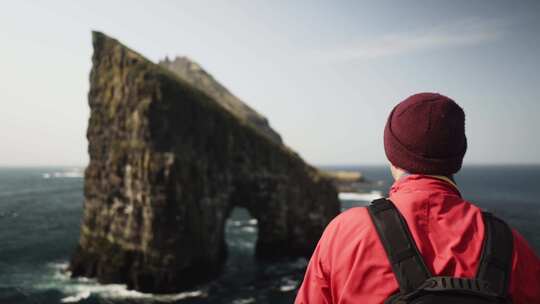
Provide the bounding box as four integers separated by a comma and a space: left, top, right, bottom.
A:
294, 93, 540, 304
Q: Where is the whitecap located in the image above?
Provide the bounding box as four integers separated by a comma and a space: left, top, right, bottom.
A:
158, 290, 205, 301
279, 285, 296, 292
233, 297, 256, 304
229, 220, 243, 227
61, 291, 90, 303
37, 261, 206, 302
48, 262, 70, 270
339, 190, 383, 202
228, 239, 256, 249
42, 169, 84, 179
279, 277, 299, 292
241, 226, 257, 233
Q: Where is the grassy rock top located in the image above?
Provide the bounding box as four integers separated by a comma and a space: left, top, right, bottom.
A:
159, 56, 282, 144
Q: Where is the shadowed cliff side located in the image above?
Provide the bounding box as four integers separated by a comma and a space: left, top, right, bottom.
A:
69, 31, 340, 293
159, 57, 282, 144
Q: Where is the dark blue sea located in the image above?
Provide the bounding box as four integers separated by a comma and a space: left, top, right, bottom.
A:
0, 165, 538, 304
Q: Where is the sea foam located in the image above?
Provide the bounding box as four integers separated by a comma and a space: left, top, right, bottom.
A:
339, 190, 383, 202
37, 262, 206, 303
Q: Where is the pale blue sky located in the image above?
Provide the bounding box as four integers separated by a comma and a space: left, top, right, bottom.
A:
1, 1, 539, 166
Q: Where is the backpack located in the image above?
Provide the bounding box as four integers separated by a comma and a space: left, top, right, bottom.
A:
367, 198, 513, 304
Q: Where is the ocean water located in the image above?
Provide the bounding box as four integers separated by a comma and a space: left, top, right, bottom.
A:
0, 165, 538, 304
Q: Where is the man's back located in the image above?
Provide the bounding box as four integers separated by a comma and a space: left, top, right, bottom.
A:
295, 175, 540, 304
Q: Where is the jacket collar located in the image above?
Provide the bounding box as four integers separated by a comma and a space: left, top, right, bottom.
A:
428, 175, 458, 190
390, 174, 461, 197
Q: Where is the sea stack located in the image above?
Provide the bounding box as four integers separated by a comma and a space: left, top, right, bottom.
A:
69, 32, 340, 293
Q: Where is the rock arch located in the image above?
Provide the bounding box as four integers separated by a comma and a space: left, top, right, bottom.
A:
69, 32, 340, 293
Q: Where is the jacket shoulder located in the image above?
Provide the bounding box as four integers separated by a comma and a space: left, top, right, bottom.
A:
315, 206, 400, 301
318, 207, 377, 256
326, 207, 373, 234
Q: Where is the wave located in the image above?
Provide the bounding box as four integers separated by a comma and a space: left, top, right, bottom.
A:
279, 277, 299, 292
233, 297, 256, 304
338, 190, 383, 202
42, 169, 83, 179
240, 226, 257, 233
61, 291, 90, 303
0, 185, 82, 199
32, 258, 308, 303
36, 262, 206, 303
228, 219, 258, 228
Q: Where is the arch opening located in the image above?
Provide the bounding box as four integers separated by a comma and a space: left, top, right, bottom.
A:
222, 206, 259, 285
225, 207, 258, 260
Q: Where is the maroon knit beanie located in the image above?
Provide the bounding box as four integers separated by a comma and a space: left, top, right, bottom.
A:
384, 92, 467, 175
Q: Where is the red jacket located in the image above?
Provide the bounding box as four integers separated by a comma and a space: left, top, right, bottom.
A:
295, 174, 540, 304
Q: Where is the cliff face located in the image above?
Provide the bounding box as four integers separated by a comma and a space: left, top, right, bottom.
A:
159, 57, 282, 144
69, 32, 340, 293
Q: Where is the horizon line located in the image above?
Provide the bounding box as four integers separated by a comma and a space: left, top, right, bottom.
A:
1, 163, 540, 169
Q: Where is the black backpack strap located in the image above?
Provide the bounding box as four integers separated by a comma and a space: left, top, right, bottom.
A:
367, 198, 431, 294
476, 212, 514, 297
